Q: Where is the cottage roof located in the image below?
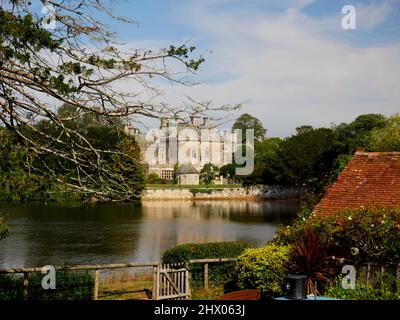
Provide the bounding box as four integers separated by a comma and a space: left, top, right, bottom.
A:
175, 163, 198, 175
313, 150, 400, 217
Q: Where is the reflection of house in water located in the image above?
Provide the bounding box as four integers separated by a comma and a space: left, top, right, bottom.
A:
131, 200, 299, 261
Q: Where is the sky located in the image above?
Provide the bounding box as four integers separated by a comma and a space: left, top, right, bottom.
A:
55, 0, 400, 137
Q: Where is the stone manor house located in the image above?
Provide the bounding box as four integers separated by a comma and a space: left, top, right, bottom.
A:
127, 116, 237, 184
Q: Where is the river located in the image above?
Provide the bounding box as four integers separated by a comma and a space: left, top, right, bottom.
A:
0, 200, 299, 269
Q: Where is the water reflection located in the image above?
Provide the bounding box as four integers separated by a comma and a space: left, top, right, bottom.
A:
0, 200, 299, 268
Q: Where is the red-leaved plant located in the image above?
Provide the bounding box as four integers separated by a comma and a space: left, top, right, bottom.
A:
288, 231, 337, 295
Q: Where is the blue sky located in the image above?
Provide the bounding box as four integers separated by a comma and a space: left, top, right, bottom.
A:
43, 0, 400, 136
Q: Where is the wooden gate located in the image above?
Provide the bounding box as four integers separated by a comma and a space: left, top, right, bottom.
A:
153, 264, 190, 300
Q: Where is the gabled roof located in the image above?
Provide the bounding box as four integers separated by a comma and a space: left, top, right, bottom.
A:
175, 163, 198, 175
313, 150, 400, 217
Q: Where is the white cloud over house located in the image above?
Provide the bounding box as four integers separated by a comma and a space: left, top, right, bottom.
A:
140, 0, 400, 137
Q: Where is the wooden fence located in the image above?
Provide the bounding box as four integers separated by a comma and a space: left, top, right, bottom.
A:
0, 262, 158, 300
356, 262, 400, 285
189, 258, 236, 290
0, 258, 238, 300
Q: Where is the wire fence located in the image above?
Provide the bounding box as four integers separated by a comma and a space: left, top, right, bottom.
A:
0, 262, 158, 301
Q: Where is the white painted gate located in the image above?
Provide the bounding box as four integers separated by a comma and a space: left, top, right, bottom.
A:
153, 264, 190, 300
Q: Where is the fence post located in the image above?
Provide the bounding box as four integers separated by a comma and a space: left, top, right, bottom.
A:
23, 272, 29, 301
155, 264, 160, 300
204, 263, 209, 290
186, 263, 191, 299
93, 269, 100, 300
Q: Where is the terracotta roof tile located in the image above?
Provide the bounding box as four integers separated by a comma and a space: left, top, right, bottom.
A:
313, 151, 400, 217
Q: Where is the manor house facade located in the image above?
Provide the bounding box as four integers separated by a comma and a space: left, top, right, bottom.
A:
130, 116, 236, 181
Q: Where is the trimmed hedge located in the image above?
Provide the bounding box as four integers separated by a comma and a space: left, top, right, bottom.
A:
162, 241, 251, 290
162, 241, 251, 264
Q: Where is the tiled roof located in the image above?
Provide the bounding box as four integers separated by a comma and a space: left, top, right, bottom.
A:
313, 150, 400, 217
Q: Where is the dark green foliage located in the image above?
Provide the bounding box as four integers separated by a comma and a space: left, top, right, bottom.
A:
200, 163, 219, 185
325, 273, 400, 300
275, 126, 337, 191
246, 137, 282, 185
162, 241, 251, 290
0, 119, 144, 202
0, 215, 8, 240
0, 271, 94, 300
333, 114, 386, 154
245, 113, 389, 192
232, 113, 266, 143
162, 241, 251, 264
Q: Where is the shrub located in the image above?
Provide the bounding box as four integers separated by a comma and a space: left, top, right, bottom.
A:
162, 241, 251, 264
288, 231, 337, 294
235, 243, 291, 298
274, 207, 400, 264
162, 241, 251, 290
325, 273, 400, 300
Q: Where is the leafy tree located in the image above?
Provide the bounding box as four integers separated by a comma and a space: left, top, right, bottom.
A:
200, 163, 219, 185
275, 126, 337, 191
219, 163, 239, 183
333, 114, 386, 154
368, 114, 400, 151
233, 113, 267, 143
248, 137, 282, 185
147, 172, 161, 184
0, 1, 234, 201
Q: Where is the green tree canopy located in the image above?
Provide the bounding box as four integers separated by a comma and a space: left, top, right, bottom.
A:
232, 113, 267, 143
275, 126, 337, 190
333, 113, 386, 154
368, 114, 400, 151
0, 1, 235, 201
200, 163, 219, 185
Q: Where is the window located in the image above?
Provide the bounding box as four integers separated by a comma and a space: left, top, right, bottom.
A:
161, 169, 174, 180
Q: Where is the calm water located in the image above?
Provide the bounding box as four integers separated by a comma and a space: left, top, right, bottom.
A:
0, 200, 299, 269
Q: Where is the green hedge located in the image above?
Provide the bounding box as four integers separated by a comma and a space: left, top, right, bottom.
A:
162, 241, 251, 264
162, 241, 251, 290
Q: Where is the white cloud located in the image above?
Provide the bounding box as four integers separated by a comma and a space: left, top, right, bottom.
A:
145, 0, 400, 137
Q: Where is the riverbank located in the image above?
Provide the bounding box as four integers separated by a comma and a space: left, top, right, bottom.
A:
141, 185, 302, 201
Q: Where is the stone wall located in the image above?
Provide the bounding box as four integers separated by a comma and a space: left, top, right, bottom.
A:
141, 185, 302, 201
